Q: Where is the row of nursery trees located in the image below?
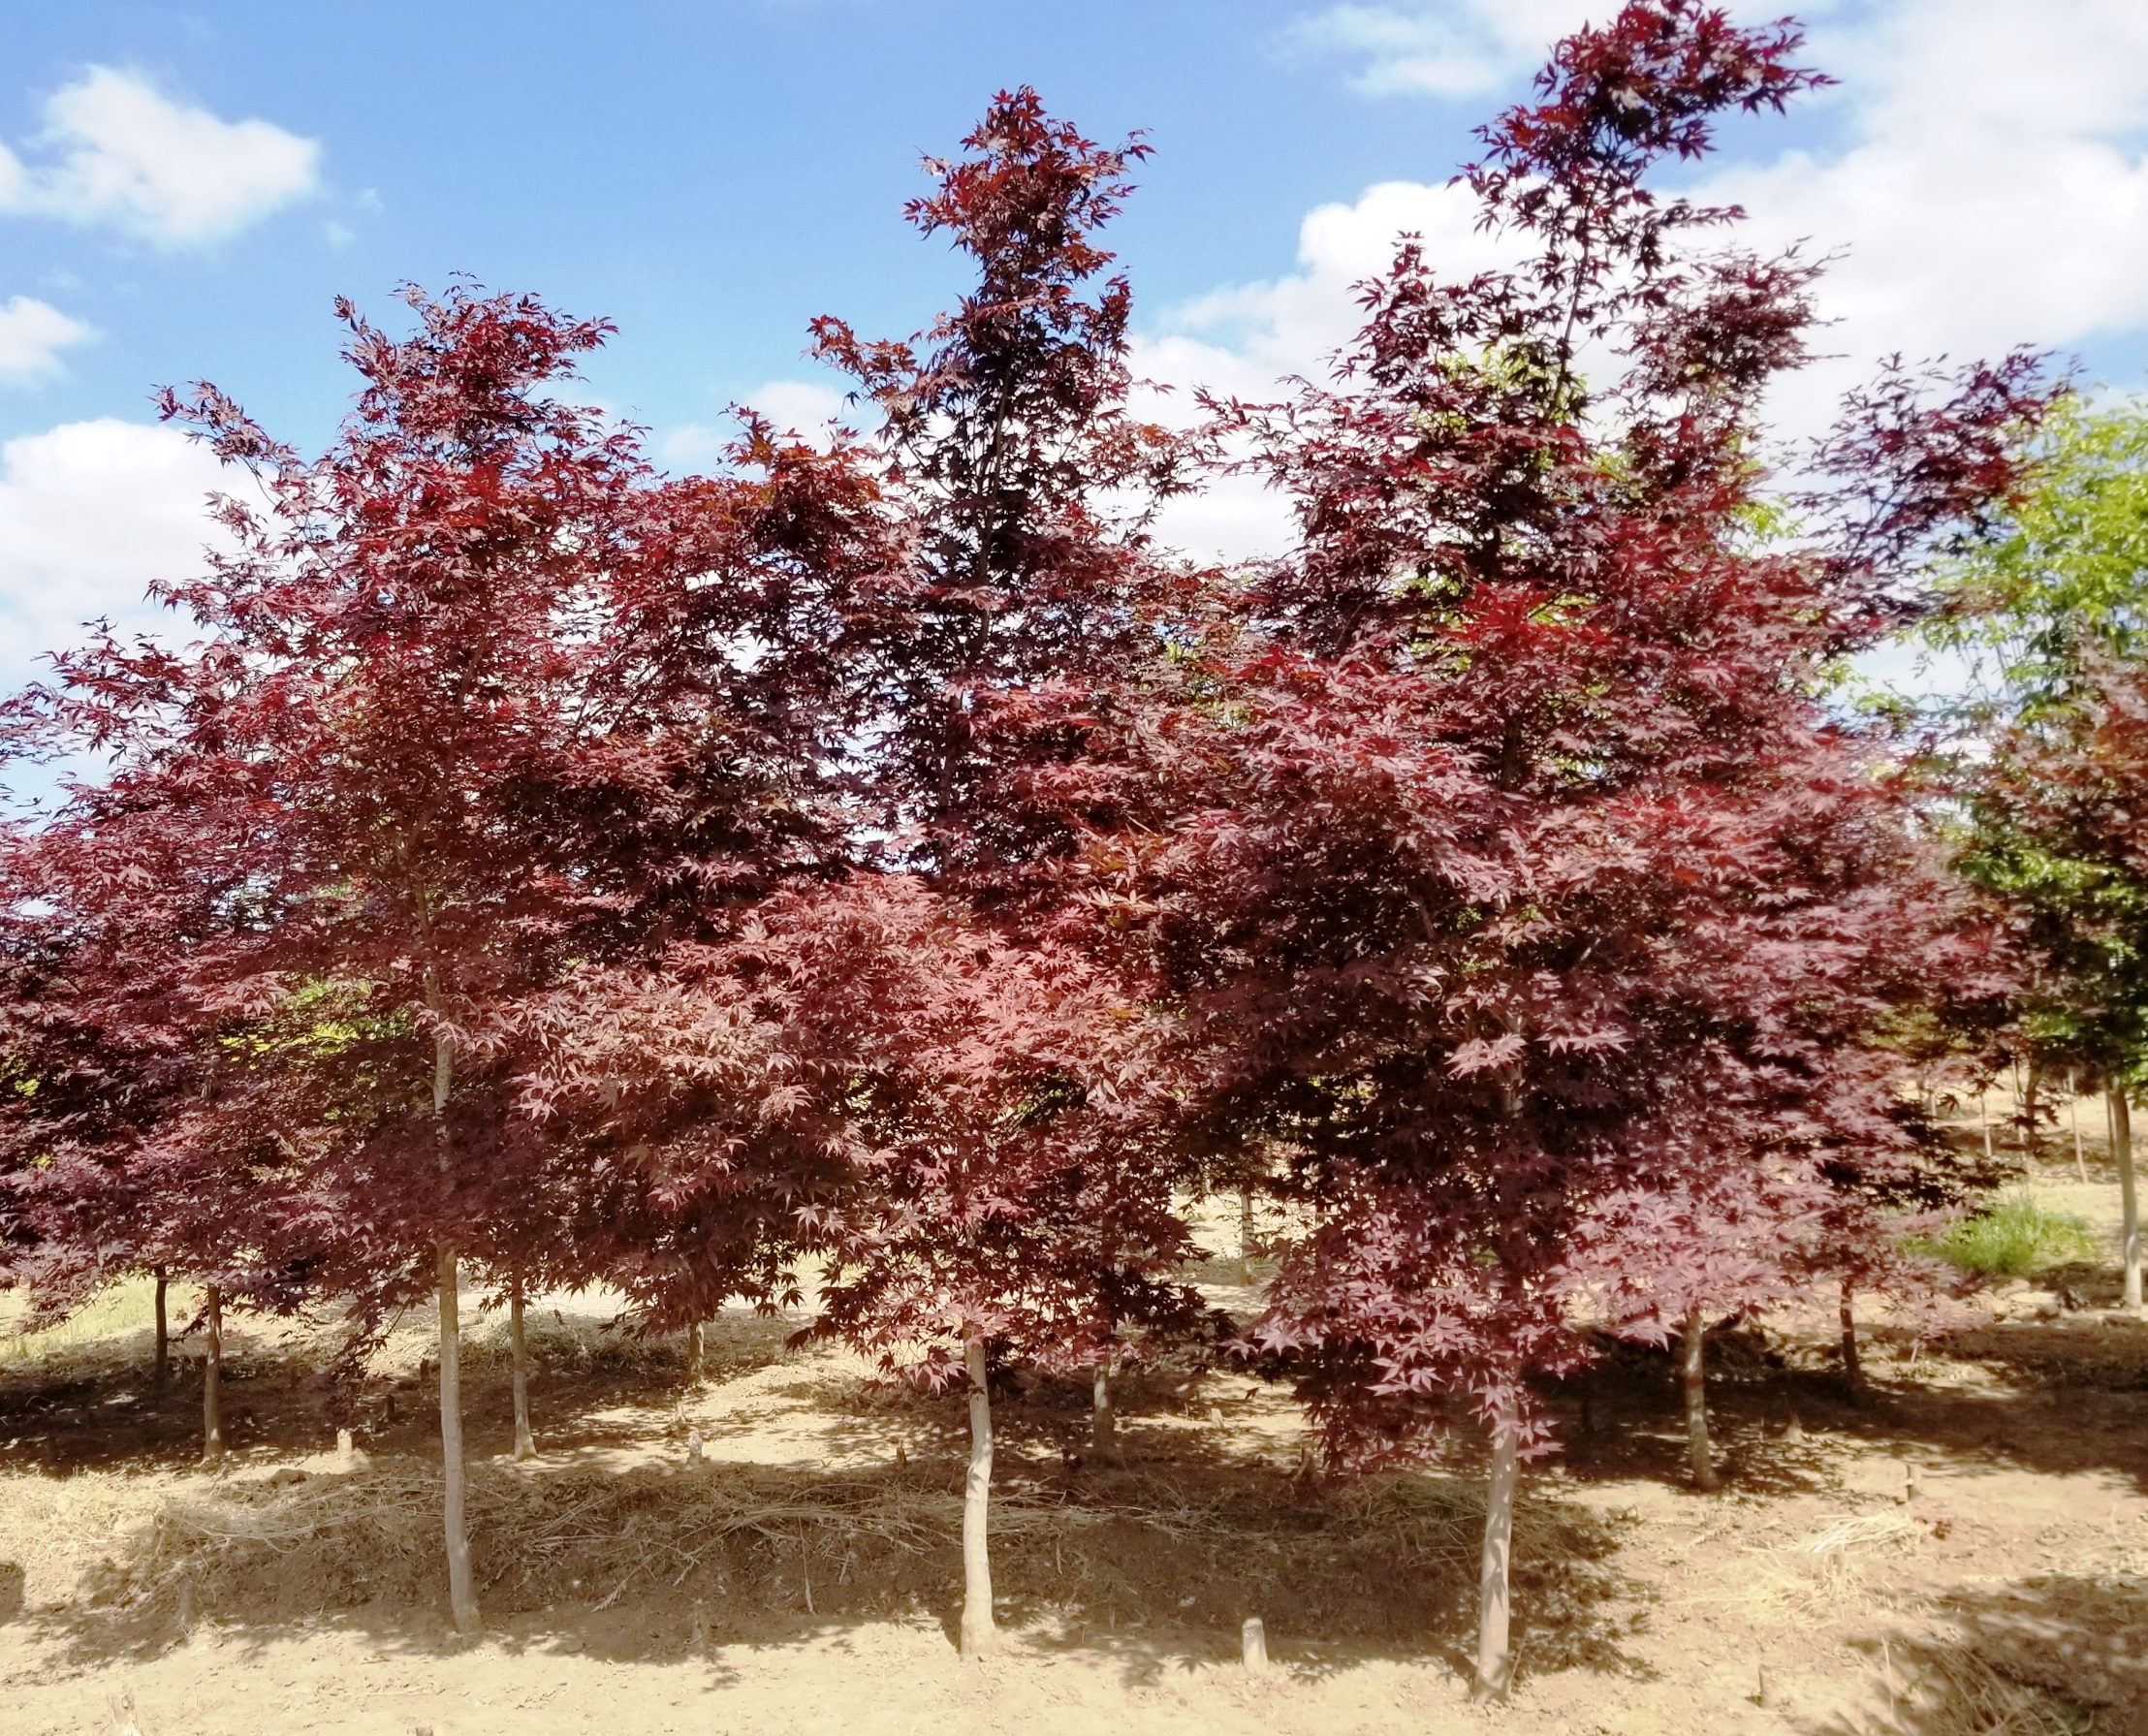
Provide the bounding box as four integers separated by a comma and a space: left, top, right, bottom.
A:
3, 2, 2142, 1700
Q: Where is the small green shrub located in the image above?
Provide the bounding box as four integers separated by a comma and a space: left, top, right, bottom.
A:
1927, 1193, 2101, 1277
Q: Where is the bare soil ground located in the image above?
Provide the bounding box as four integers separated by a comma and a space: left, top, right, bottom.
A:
3, 1171, 2146, 1736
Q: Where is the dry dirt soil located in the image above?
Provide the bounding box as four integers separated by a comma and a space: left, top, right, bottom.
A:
3, 1177, 2146, 1736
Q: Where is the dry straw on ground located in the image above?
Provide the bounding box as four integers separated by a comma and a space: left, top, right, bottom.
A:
1854, 1637, 2084, 1736
5, 1454, 1623, 1664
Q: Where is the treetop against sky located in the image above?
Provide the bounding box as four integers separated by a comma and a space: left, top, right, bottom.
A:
0, 0, 2144, 700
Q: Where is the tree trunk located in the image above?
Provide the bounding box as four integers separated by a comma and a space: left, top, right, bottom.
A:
1469, 1410, 1520, 1701
2023, 1057, 2041, 1156
1682, 1308, 1719, 1491
153, 1267, 170, 1390
437, 1247, 479, 1634
2115, 1089, 2142, 1311
1839, 1278, 1863, 1398
510, 1284, 535, 1461
200, 1282, 225, 1464
686, 1317, 706, 1386
1090, 1360, 1117, 1465
959, 1330, 997, 1657
2072, 1074, 2089, 1184
1238, 1185, 1256, 1282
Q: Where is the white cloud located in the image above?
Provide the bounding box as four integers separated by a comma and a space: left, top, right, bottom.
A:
1285, 1, 1604, 97
662, 380, 854, 468
742, 378, 849, 435
0, 296, 93, 383
1135, 179, 1519, 560
1718, 0, 2148, 364
0, 419, 234, 697
1159, 0, 2148, 558
0, 67, 320, 247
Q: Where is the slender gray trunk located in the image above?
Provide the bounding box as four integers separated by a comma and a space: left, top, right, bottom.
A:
686, 1317, 706, 1386
510, 1284, 535, 1461
1839, 1278, 1862, 1398
423, 1005, 477, 1632
2072, 1075, 2089, 1184
200, 1282, 224, 1464
1239, 1186, 1256, 1282
1469, 1411, 1520, 1700
1090, 1360, 1117, 1464
437, 1247, 479, 1633
959, 1331, 997, 1657
153, 1267, 170, 1390
1682, 1308, 1718, 1491
2114, 1089, 2141, 1310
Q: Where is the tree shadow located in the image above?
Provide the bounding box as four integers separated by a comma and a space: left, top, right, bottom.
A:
10, 1446, 1647, 1697
0, 1306, 806, 1473
1544, 1317, 2148, 1503
1799, 1576, 2148, 1736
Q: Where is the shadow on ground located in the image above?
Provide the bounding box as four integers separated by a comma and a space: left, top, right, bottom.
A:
1794, 1576, 2148, 1736
5, 1443, 1647, 1695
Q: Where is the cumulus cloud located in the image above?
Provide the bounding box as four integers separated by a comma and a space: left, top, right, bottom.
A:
0, 67, 320, 247
1720, 0, 2148, 365
662, 380, 855, 468
0, 296, 94, 383
0, 419, 234, 697
1154, 0, 2148, 557
1134, 179, 1520, 561
1283, 0, 1603, 97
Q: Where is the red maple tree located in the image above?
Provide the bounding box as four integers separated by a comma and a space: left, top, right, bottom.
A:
0, 285, 883, 1628
1048, 0, 2042, 1695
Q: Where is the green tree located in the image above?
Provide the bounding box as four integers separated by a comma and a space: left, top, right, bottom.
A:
1927, 395, 2148, 1307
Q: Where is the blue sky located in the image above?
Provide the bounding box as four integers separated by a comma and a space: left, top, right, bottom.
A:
0, 0, 1536, 451
4, 0, 2148, 693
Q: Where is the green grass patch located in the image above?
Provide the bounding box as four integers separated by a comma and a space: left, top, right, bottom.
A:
1921, 1192, 2102, 1277
0, 1277, 198, 1366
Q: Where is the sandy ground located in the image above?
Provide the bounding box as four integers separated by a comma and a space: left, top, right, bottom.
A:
4, 1172, 2146, 1736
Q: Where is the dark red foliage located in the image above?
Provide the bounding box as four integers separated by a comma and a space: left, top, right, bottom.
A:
0, 284, 888, 1332
1802, 351, 2056, 630
1050, 2, 2038, 1468
544, 877, 1200, 1382
811, 87, 1190, 880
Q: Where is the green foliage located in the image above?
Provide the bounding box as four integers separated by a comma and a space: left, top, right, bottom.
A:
1926, 395, 2148, 721
1916, 395, 2148, 1087
1920, 1191, 2101, 1277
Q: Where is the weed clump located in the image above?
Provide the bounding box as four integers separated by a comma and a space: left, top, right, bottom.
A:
1922, 1194, 2101, 1277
